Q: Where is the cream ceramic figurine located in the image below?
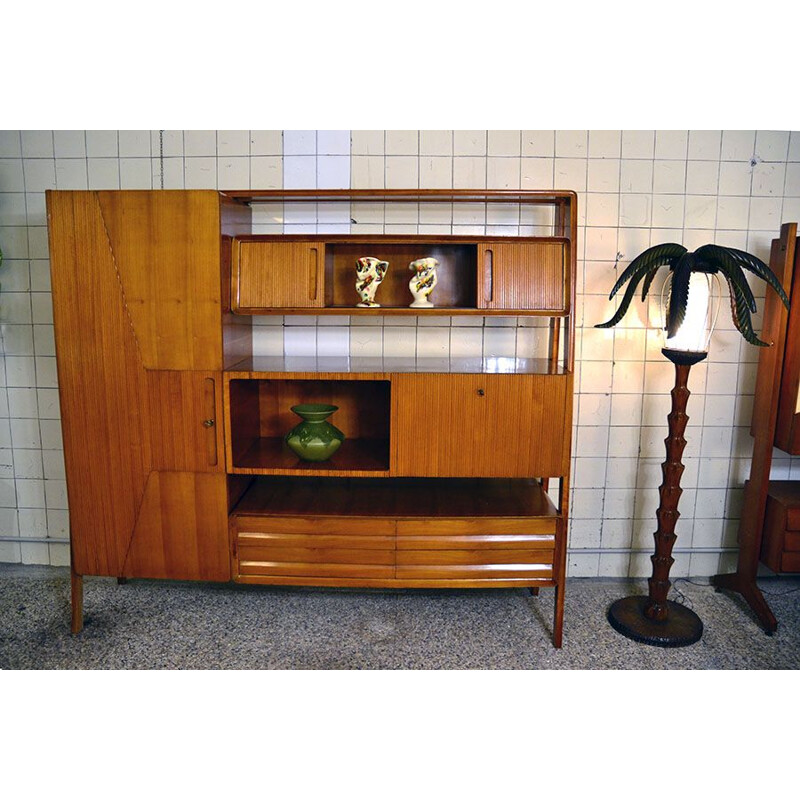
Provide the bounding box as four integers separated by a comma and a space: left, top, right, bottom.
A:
408, 257, 439, 308
355, 257, 390, 307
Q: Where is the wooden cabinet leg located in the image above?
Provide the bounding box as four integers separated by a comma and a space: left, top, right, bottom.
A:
528, 587, 540, 596
553, 583, 564, 648
117, 577, 128, 585
70, 567, 84, 634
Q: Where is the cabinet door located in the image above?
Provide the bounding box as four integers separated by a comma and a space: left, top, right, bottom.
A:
233, 240, 324, 311
478, 241, 566, 312
393, 373, 570, 478
47, 191, 230, 581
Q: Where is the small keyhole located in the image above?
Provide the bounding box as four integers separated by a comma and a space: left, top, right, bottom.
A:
477, 389, 485, 397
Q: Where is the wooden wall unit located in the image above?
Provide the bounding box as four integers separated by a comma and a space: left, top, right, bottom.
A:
47, 189, 577, 648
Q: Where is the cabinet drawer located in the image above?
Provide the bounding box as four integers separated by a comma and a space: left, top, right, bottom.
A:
233, 514, 395, 580
396, 518, 554, 580
233, 515, 394, 536
396, 518, 556, 538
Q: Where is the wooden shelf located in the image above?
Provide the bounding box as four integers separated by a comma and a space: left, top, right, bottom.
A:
230, 437, 390, 476
226, 356, 568, 376
233, 476, 559, 520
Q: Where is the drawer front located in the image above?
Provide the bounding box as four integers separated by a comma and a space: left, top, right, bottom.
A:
233, 515, 395, 580
396, 517, 555, 580
785, 532, 800, 551
780, 551, 800, 573
786, 507, 800, 530
234, 515, 394, 536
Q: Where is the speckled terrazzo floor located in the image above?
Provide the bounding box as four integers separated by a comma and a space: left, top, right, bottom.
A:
1, 564, 799, 669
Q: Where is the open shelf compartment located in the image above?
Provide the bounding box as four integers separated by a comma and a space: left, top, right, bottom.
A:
325, 241, 477, 310
226, 377, 391, 476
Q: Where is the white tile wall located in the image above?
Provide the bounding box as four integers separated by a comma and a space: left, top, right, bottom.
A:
2, 129, 799, 579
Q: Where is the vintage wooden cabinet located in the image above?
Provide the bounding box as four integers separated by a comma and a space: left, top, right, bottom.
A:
46, 188, 577, 647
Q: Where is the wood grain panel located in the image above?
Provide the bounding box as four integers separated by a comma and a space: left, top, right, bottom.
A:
238, 561, 394, 579
233, 240, 324, 310
234, 516, 395, 536
238, 533, 395, 550
397, 534, 555, 549
775, 226, 800, 453
396, 518, 556, 536
780, 552, 800, 572
47, 191, 152, 576
395, 563, 553, 580
397, 549, 554, 566
95, 190, 224, 370
393, 373, 569, 477
47, 190, 230, 581
479, 241, 566, 311
122, 472, 229, 580
147, 371, 223, 472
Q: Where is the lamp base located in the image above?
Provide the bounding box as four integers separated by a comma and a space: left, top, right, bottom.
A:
608, 596, 703, 648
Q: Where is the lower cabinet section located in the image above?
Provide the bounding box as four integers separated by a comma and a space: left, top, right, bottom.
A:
229, 478, 560, 587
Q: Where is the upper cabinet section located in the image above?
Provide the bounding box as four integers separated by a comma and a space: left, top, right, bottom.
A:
230, 235, 570, 316
222, 189, 576, 317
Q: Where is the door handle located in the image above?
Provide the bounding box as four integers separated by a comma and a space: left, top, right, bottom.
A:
484, 248, 494, 304
309, 247, 319, 301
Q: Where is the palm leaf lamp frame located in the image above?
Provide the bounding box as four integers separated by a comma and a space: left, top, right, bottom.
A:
596, 243, 790, 647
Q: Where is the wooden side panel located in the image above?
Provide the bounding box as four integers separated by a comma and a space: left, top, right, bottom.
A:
233, 241, 324, 310
95, 190, 224, 370
47, 191, 152, 576
123, 472, 229, 580
479, 241, 566, 311
393, 373, 569, 477
774, 229, 800, 453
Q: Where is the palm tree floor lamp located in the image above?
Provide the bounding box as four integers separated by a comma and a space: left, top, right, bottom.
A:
597, 243, 790, 647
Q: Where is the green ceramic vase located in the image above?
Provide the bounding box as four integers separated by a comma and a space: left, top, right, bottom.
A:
284, 404, 345, 462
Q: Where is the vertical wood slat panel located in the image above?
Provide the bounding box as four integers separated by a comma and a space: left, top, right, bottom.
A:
479, 241, 566, 311
233, 241, 325, 310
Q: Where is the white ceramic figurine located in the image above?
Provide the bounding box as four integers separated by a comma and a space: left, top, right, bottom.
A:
355, 256, 390, 307
408, 257, 439, 308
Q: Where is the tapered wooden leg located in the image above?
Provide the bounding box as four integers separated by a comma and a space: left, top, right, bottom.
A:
117, 577, 128, 585
70, 567, 83, 634
528, 587, 540, 596
553, 583, 564, 648
711, 572, 777, 633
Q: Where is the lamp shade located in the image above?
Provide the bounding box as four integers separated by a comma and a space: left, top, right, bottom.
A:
660, 271, 721, 363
